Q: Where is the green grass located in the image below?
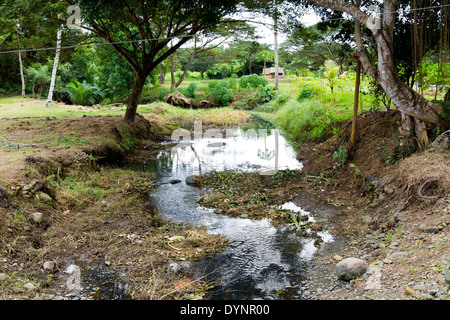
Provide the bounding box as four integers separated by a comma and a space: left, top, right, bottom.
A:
0, 96, 179, 119
0, 96, 125, 118
0, 75, 378, 147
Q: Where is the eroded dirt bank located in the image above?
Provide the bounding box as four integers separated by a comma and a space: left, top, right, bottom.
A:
1, 107, 449, 300
0, 114, 229, 300
196, 110, 450, 300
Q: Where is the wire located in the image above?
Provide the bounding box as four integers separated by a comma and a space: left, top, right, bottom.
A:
312, 3, 450, 23
0, 33, 201, 55
0, 26, 258, 55
0, 3, 449, 55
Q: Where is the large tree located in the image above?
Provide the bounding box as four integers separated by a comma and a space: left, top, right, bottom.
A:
76, 0, 239, 123
296, 0, 448, 146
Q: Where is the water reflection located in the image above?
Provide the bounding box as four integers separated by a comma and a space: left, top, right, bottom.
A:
168, 127, 302, 177
146, 127, 332, 300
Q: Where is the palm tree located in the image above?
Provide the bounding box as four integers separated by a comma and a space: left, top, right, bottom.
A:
66, 80, 104, 106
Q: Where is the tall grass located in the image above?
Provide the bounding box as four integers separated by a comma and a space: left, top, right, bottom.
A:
274, 91, 365, 144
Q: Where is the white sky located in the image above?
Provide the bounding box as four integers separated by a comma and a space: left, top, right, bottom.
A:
235, 8, 320, 47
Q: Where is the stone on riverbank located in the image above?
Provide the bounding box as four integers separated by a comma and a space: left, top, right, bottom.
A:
336, 257, 369, 281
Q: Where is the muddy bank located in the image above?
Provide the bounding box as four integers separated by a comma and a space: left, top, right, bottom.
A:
0, 114, 229, 300
292, 111, 450, 300
193, 110, 450, 300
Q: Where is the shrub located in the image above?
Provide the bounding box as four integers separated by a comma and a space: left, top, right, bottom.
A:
233, 89, 259, 110
66, 79, 104, 106
259, 86, 274, 103
26, 63, 51, 98
239, 74, 268, 89
293, 76, 324, 101
184, 82, 197, 98
297, 83, 321, 101
139, 86, 170, 104
208, 79, 235, 106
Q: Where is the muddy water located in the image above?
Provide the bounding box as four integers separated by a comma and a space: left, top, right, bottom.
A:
146, 127, 334, 300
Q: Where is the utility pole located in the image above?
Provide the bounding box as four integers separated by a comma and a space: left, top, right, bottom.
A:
258, 0, 279, 90
46, 19, 62, 107
273, 0, 279, 90
351, 59, 361, 147
16, 25, 25, 97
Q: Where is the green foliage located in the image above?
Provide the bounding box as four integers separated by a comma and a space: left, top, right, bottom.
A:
139, 86, 171, 104
66, 79, 104, 106
276, 99, 338, 143
96, 45, 136, 102
26, 63, 51, 97
333, 146, 347, 170
254, 91, 291, 113
322, 60, 347, 92
293, 76, 323, 101
208, 79, 236, 106
348, 163, 361, 182
233, 89, 259, 110
259, 86, 274, 103
256, 50, 274, 64
421, 61, 450, 93
438, 100, 450, 123
184, 82, 198, 98
239, 74, 268, 89
206, 63, 234, 79
377, 134, 419, 165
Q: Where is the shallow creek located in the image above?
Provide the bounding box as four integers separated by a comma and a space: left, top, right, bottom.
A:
144, 127, 334, 300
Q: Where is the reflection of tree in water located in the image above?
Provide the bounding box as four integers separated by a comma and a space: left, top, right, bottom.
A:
171, 142, 202, 174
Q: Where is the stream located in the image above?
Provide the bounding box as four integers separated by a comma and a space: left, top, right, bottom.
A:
141, 126, 334, 300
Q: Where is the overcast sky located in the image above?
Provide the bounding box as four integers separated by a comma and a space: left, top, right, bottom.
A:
235, 8, 320, 47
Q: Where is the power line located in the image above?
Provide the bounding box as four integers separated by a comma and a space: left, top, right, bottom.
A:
0, 27, 255, 55
0, 3, 449, 55
0, 33, 200, 55
312, 3, 450, 23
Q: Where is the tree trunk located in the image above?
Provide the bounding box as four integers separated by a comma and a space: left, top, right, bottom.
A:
305, 0, 443, 128
445, 87, 450, 103
273, 0, 279, 91
17, 28, 25, 97
159, 71, 165, 85
124, 74, 146, 123
46, 26, 62, 107
174, 50, 196, 88
170, 53, 176, 91
351, 59, 361, 148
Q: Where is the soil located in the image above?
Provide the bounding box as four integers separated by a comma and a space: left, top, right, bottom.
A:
197, 110, 450, 300
0, 112, 229, 300
1, 105, 449, 300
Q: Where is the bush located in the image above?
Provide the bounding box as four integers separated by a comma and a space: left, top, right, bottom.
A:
66, 79, 104, 106
233, 89, 259, 110
255, 91, 291, 113
239, 74, 268, 89
297, 83, 321, 101
208, 79, 235, 106
184, 82, 197, 98
259, 86, 274, 103
139, 86, 170, 104
293, 76, 324, 101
